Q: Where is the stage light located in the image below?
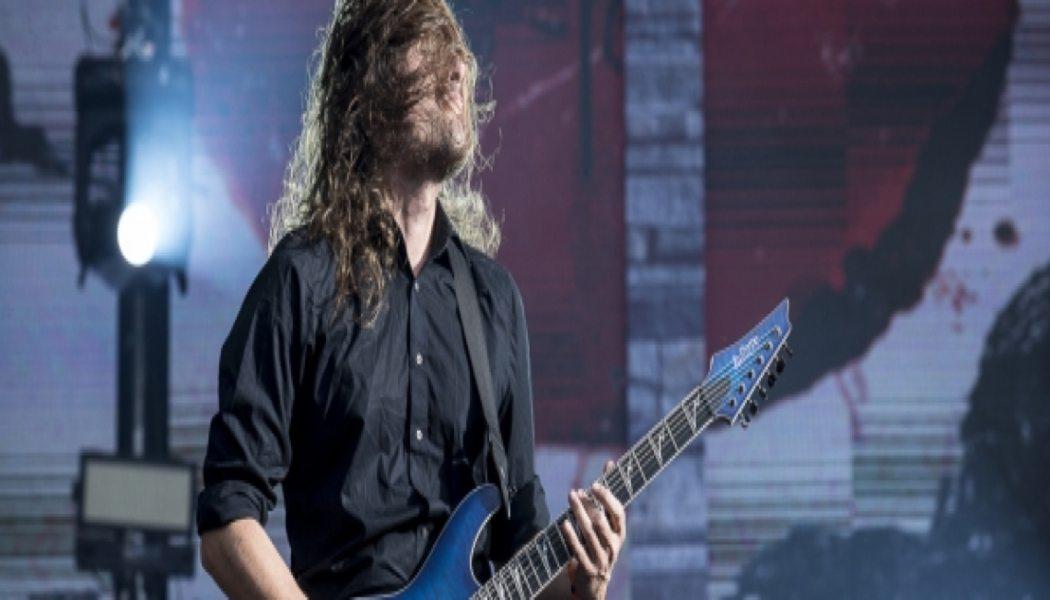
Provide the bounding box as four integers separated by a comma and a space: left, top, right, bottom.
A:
74, 452, 197, 575
117, 203, 159, 266
80, 454, 194, 531
73, 55, 192, 292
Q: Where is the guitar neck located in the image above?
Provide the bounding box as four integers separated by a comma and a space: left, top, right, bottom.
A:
475, 299, 794, 599
475, 377, 730, 600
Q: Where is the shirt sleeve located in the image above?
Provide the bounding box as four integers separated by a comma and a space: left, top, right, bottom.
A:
488, 275, 551, 565
196, 249, 310, 535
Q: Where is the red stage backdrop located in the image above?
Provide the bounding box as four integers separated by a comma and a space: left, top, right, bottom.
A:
704, 0, 1017, 398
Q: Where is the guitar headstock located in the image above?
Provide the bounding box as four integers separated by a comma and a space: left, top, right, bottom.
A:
706, 299, 793, 428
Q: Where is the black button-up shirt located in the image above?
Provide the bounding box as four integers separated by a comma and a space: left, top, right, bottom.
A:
196, 205, 550, 598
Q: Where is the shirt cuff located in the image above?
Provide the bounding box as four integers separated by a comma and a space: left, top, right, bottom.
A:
196, 479, 270, 535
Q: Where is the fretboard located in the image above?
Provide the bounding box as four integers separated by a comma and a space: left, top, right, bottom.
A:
473, 376, 731, 600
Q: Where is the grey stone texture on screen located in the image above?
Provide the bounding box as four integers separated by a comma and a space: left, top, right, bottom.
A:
624, 0, 708, 597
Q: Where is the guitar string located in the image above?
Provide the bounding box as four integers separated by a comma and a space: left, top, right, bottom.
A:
476, 329, 789, 600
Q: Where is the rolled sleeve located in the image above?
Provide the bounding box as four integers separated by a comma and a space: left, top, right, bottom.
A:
196, 247, 310, 536
490, 276, 550, 564
196, 479, 271, 532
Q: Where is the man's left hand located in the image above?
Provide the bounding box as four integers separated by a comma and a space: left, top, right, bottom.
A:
560, 461, 626, 600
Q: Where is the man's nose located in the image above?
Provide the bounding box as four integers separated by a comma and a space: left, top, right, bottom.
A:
445, 59, 466, 108
449, 59, 465, 85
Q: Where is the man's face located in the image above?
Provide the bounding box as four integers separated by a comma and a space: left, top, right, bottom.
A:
399, 40, 472, 181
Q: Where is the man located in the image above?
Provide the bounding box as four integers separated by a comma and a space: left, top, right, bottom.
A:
196, 1, 626, 598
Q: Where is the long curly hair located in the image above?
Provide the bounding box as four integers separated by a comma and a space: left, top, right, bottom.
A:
268, 0, 499, 325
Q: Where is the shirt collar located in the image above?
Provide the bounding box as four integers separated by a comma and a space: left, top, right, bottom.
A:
431, 201, 455, 261
394, 200, 461, 274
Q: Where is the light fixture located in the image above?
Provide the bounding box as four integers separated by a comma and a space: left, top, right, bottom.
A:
73, 55, 192, 292
74, 452, 197, 575
117, 202, 159, 266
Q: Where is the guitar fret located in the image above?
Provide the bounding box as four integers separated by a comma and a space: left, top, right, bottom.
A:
508, 566, 521, 599
596, 472, 621, 505
670, 408, 694, 451
548, 535, 562, 582
535, 532, 553, 581
550, 523, 571, 564
523, 544, 543, 592
618, 458, 634, 498
628, 449, 647, 493
603, 468, 630, 505
493, 571, 506, 596
683, 393, 698, 431
633, 447, 650, 482
550, 529, 565, 576
509, 560, 528, 599
520, 542, 537, 588
661, 417, 680, 461
649, 426, 665, 466
638, 436, 660, 481
662, 418, 680, 454
493, 577, 509, 600
694, 390, 708, 423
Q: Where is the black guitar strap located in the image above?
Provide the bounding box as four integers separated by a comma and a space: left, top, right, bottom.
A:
448, 241, 513, 520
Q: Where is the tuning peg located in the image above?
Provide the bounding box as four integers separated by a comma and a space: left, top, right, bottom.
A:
741, 414, 751, 429
748, 401, 758, 416
783, 344, 794, 357
758, 386, 767, 400
775, 358, 786, 373
766, 373, 777, 388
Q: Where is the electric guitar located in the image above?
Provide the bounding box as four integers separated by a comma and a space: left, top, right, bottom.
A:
362, 299, 793, 599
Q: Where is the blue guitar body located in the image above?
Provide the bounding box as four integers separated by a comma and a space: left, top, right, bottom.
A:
359, 484, 501, 599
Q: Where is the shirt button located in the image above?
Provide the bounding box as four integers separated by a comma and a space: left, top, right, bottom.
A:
415, 352, 423, 365
415, 428, 423, 441
414, 281, 420, 292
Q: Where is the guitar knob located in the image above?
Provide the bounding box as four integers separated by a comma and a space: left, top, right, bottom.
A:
767, 373, 777, 387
